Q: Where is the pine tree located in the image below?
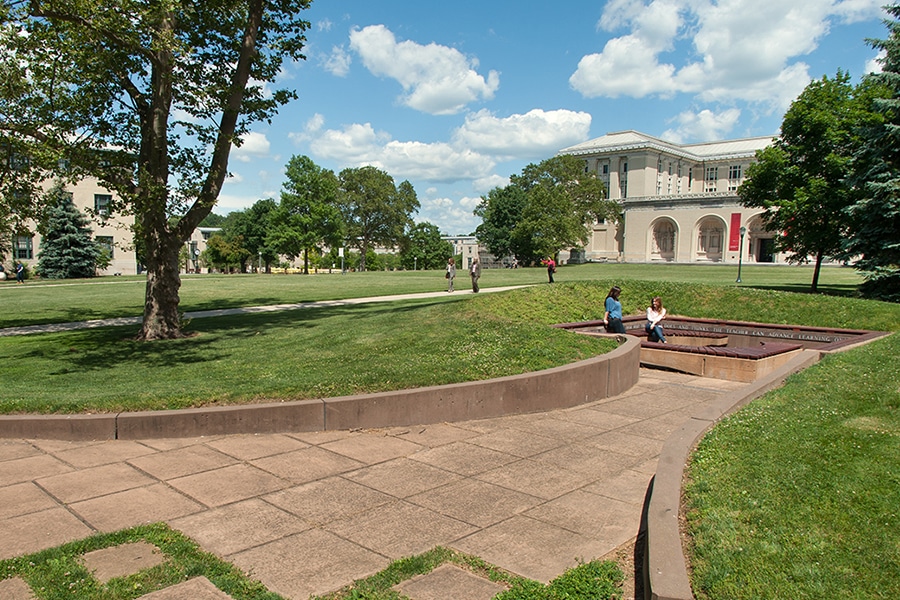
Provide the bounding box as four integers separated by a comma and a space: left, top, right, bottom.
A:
847, 4, 900, 301
36, 182, 101, 279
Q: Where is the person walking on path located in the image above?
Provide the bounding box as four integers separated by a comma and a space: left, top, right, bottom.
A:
15, 262, 25, 284
470, 257, 481, 292
603, 285, 626, 334
445, 257, 456, 292
542, 257, 556, 283
645, 296, 667, 343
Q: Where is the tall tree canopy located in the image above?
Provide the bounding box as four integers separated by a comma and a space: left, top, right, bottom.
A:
337, 166, 419, 271
738, 72, 883, 293
398, 221, 453, 270
268, 155, 342, 274
476, 155, 617, 263
0, 0, 311, 339
846, 4, 900, 301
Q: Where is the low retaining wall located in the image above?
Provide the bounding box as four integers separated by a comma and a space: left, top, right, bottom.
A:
0, 336, 641, 441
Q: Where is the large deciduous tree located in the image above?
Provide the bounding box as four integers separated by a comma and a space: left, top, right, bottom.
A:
477, 155, 617, 263
0, 0, 311, 339
268, 155, 342, 274
846, 5, 900, 302
399, 222, 453, 270
738, 72, 883, 293
338, 166, 419, 271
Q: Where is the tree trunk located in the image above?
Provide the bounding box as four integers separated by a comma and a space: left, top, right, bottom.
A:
811, 250, 823, 294
137, 235, 184, 340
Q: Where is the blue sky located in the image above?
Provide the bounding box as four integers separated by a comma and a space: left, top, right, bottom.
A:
218, 0, 890, 235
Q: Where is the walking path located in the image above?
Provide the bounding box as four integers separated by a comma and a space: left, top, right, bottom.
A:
0, 289, 745, 598
0, 368, 744, 599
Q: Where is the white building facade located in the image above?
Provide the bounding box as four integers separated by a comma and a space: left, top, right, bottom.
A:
558, 130, 786, 265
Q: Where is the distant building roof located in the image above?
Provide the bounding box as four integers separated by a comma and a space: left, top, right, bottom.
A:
558, 130, 774, 162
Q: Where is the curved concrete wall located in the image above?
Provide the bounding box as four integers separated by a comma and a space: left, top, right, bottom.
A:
0, 336, 641, 441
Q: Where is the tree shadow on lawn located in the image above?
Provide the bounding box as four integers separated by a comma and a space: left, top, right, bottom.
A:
45, 298, 455, 373
747, 282, 860, 297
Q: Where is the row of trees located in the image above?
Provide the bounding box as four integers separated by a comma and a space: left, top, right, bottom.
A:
739, 6, 900, 301
474, 154, 620, 264
201, 156, 452, 274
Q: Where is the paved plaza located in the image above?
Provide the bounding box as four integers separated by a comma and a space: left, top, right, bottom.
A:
0, 368, 744, 599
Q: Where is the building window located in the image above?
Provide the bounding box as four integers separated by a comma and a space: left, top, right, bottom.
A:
602, 164, 608, 175
620, 161, 628, 198
96, 236, 114, 259
728, 164, 742, 191
705, 166, 718, 193
94, 194, 112, 215
14, 235, 34, 259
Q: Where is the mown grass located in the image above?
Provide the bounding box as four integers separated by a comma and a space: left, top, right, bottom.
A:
685, 332, 900, 599
0, 523, 283, 600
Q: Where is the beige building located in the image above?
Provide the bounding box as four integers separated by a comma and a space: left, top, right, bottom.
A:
10, 177, 218, 276
558, 130, 786, 265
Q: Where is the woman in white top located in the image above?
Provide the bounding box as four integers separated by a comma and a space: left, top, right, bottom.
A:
646, 296, 667, 343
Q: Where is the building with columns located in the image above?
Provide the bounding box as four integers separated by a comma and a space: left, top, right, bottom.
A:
558, 130, 784, 265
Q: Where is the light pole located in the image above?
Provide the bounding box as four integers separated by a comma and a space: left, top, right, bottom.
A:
258, 251, 262, 273
736, 226, 746, 283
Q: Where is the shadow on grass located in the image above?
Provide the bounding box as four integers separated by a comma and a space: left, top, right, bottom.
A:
744, 283, 860, 297
39, 298, 454, 374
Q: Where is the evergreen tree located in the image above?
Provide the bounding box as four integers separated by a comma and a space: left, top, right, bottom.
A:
846, 4, 900, 301
36, 183, 101, 279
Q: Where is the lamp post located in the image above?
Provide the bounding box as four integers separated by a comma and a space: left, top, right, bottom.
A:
736, 226, 746, 283
258, 251, 262, 273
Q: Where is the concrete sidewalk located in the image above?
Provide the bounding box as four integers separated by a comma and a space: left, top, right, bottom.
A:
0, 369, 744, 599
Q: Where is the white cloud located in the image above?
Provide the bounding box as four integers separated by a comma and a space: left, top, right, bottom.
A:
317, 18, 333, 32
323, 45, 351, 77
349, 24, 499, 115
231, 132, 271, 163
571, 0, 876, 111
866, 49, 886, 74
453, 109, 592, 159
662, 108, 742, 143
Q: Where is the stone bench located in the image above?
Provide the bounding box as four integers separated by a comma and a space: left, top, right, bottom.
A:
639, 340, 805, 382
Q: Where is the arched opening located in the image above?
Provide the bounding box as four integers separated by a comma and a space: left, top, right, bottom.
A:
650, 219, 677, 262
695, 216, 725, 262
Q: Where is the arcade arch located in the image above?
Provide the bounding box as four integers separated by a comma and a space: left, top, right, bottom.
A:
694, 216, 726, 262
649, 218, 678, 262
747, 215, 776, 263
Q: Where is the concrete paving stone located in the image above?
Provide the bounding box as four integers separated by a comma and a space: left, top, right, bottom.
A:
170, 498, 309, 557
264, 476, 394, 526
250, 446, 364, 484
321, 431, 424, 464
524, 488, 641, 548
82, 541, 165, 583
596, 397, 671, 419
464, 427, 564, 458
501, 414, 604, 441
379, 422, 481, 447
37, 462, 156, 503
26, 438, 103, 453
133, 436, 225, 452
0, 507, 94, 560
0, 482, 59, 520
407, 478, 543, 528
137, 576, 233, 600
324, 500, 477, 560
0, 577, 36, 600
0, 440, 43, 461
409, 441, 518, 477
288, 429, 355, 445
229, 528, 389, 600
532, 444, 637, 479
51, 440, 157, 468
551, 405, 642, 431
581, 468, 653, 506
204, 434, 309, 460
452, 514, 611, 584
128, 445, 237, 480
584, 430, 664, 459
393, 563, 507, 600
473, 457, 586, 501
0, 454, 73, 486
342, 457, 462, 498
617, 412, 696, 441
452, 412, 539, 434
166, 463, 288, 507
69, 483, 204, 531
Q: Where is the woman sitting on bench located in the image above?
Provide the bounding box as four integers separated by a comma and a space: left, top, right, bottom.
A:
646, 296, 667, 343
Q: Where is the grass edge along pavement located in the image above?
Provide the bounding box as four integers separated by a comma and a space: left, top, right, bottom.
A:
0, 523, 625, 600
683, 331, 900, 600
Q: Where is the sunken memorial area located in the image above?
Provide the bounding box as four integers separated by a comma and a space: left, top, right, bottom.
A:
555, 315, 887, 382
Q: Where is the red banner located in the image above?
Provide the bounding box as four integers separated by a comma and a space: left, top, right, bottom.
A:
729, 213, 742, 251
